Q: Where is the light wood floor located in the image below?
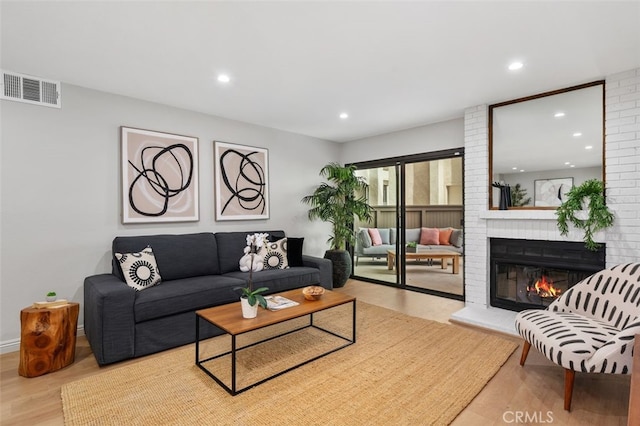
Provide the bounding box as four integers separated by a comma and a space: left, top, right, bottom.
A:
1, 279, 631, 425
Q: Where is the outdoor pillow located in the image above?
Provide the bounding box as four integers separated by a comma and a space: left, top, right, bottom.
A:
368, 228, 383, 246
378, 228, 390, 245
286, 237, 305, 267
405, 228, 421, 243
115, 246, 162, 291
258, 237, 289, 269
390, 228, 397, 245
360, 229, 372, 248
439, 228, 453, 245
419, 227, 440, 245
450, 229, 463, 248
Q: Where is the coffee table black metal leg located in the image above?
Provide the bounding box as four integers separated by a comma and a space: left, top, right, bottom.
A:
195, 315, 200, 364
352, 300, 357, 343
231, 334, 237, 395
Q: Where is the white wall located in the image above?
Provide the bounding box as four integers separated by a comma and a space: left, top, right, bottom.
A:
340, 118, 464, 164
0, 84, 338, 350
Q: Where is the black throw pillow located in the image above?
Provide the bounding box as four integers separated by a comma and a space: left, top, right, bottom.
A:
287, 237, 305, 267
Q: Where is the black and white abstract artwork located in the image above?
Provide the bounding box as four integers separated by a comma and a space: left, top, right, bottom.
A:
214, 141, 269, 221
121, 127, 199, 223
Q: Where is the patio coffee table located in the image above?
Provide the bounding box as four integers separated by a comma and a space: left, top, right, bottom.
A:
195, 288, 356, 395
387, 249, 461, 274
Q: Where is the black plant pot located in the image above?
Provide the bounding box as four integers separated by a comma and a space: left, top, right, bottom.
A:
323, 249, 352, 288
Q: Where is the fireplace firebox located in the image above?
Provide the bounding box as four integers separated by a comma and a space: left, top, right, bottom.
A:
490, 238, 605, 312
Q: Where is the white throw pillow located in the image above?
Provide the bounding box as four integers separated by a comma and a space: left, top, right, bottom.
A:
258, 238, 289, 270
115, 246, 162, 291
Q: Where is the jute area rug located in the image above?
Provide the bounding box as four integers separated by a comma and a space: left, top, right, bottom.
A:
62, 302, 517, 425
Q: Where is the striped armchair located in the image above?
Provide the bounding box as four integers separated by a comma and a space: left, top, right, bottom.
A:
515, 263, 640, 411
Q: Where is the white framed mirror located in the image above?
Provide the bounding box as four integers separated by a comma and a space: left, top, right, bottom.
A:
489, 81, 604, 209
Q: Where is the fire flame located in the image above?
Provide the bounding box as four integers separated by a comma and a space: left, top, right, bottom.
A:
531, 275, 561, 298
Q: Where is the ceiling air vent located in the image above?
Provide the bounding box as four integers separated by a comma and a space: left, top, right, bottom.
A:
1, 70, 61, 108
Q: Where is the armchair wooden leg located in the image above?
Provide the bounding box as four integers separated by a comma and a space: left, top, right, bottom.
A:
519, 341, 531, 366
564, 369, 575, 411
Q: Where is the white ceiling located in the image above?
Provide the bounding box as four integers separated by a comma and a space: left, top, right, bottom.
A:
2, 1, 639, 143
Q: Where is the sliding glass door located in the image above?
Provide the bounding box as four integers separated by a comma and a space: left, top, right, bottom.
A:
351, 149, 464, 300
352, 164, 399, 285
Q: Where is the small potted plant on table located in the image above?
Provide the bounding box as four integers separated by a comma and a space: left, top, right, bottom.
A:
406, 241, 417, 253
46, 291, 57, 302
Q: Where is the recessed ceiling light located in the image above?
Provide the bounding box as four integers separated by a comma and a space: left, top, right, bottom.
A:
570, 165, 576, 168
573, 132, 582, 137
554, 112, 565, 118
339, 112, 349, 119
508, 61, 524, 71
585, 145, 593, 150
520, 169, 525, 172
512, 167, 518, 170
217, 74, 230, 83
564, 162, 571, 165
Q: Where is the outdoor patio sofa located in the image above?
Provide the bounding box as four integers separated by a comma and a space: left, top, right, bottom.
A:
84, 230, 332, 365
354, 227, 463, 265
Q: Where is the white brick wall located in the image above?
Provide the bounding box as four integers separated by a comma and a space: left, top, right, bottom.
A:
605, 68, 640, 265
463, 105, 489, 307
462, 67, 640, 310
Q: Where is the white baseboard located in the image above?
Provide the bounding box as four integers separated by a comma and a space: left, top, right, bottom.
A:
0, 325, 85, 355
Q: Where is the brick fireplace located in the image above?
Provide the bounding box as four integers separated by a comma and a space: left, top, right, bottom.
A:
451, 68, 640, 335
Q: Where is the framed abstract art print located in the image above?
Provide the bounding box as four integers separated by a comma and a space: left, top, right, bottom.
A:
121, 127, 199, 223
214, 141, 269, 221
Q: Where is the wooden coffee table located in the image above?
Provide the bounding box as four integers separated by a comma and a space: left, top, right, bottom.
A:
195, 288, 356, 395
387, 249, 461, 274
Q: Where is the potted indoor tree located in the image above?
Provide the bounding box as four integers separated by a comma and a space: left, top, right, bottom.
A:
556, 179, 614, 251
302, 163, 373, 288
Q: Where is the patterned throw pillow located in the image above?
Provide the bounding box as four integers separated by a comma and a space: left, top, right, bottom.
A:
115, 246, 162, 291
258, 238, 289, 270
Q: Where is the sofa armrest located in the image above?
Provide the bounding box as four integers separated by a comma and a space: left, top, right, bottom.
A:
84, 273, 137, 365
301, 255, 333, 290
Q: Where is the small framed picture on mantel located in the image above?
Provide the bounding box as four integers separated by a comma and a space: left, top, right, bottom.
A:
534, 177, 573, 207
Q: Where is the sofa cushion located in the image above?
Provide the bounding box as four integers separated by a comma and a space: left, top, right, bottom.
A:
359, 229, 372, 248
438, 228, 453, 246
450, 229, 463, 248
390, 228, 397, 245
368, 228, 382, 246
258, 238, 289, 269
406, 228, 421, 243
420, 228, 440, 245
215, 231, 286, 274
115, 246, 162, 291
134, 275, 246, 322
112, 233, 219, 282
286, 237, 305, 267
378, 228, 390, 244
224, 267, 320, 293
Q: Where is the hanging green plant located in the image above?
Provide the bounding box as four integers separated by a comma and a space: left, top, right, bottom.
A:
556, 179, 614, 251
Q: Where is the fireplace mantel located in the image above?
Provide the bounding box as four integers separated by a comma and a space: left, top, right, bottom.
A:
479, 210, 558, 220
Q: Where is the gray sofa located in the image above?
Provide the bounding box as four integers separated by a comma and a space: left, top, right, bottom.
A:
84, 230, 332, 366
354, 227, 463, 264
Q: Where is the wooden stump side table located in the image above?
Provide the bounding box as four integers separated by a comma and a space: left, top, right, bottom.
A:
19, 302, 79, 378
